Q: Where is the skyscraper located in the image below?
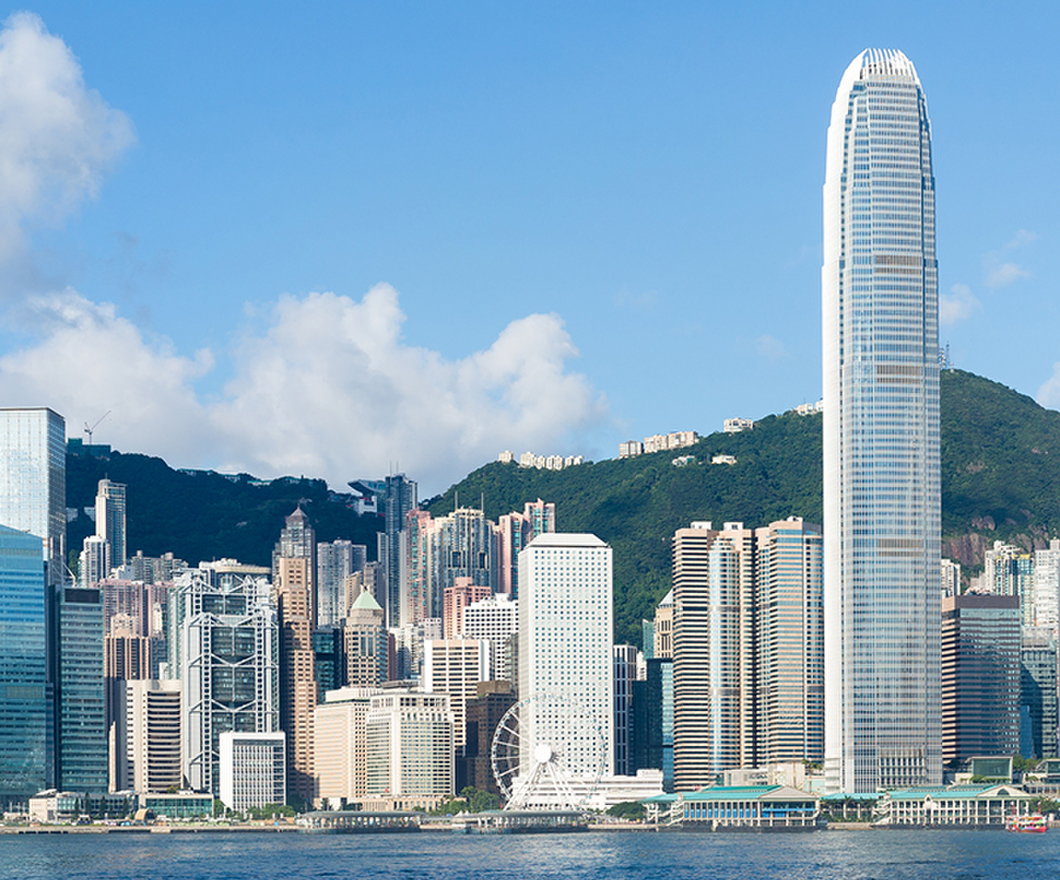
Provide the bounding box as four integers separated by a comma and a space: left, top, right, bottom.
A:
823, 48, 941, 792
381, 473, 417, 628
518, 533, 613, 778
0, 526, 49, 807
0, 407, 66, 585
95, 479, 127, 573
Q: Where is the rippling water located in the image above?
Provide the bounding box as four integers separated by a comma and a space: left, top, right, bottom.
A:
2, 829, 1060, 880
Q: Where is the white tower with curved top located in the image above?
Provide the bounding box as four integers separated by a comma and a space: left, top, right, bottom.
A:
823, 48, 941, 793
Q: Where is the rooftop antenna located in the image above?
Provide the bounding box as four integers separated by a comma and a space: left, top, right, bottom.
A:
84, 411, 111, 445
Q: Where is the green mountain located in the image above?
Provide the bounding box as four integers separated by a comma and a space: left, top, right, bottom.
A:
66, 369, 1060, 646
66, 452, 381, 569
430, 369, 1060, 645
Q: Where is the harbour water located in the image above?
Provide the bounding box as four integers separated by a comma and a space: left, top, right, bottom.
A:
3, 829, 1060, 880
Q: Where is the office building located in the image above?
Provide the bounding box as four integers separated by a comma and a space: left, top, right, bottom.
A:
422, 638, 489, 758
940, 594, 1021, 764
381, 474, 417, 628
276, 556, 317, 805
941, 558, 961, 600
95, 479, 127, 573
518, 533, 614, 777
273, 506, 316, 623
314, 686, 384, 808
170, 567, 279, 796
633, 656, 673, 792
343, 588, 387, 687
652, 590, 673, 659
613, 645, 638, 777
219, 731, 286, 811
463, 593, 518, 684
1021, 627, 1058, 759
0, 407, 66, 585
462, 681, 517, 795
0, 526, 48, 807
823, 49, 942, 792
57, 586, 108, 791
112, 678, 181, 793
365, 690, 454, 809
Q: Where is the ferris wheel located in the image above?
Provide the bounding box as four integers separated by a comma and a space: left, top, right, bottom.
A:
490, 692, 607, 812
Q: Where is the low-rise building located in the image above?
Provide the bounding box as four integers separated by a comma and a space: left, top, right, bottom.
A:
218, 731, 286, 811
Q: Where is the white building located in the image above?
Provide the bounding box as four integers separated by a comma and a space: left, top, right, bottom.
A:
823, 49, 941, 793
518, 533, 614, 777
95, 479, 127, 573
113, 678, 181, 793
463, 593, 518, 683
941, 558, 961, 599
79, 535, 109, 588
365, 690, 454, 809
219, 732, 286, 811
1034, 540, 1060, 637
723, 418, 754, 434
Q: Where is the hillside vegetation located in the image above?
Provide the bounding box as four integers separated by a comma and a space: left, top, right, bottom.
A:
67, 369, 1060, 646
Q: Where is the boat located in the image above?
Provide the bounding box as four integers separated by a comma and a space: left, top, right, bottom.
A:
1005, 813, 1048, 833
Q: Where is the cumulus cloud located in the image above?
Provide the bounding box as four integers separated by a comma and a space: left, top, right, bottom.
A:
754, 334, 785, 359
0, 285, 605, 492
1037, 363, 1060, 411
939, 283, 980, 325
0, 12, 134, 263
984, 262, 1030, 289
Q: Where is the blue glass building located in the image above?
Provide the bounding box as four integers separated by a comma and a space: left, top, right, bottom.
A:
0, 525, 49, 807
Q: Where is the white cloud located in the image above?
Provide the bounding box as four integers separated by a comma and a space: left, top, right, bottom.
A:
939, 283, 980, 325
0, 285, 605, 492
754, 334, 785, 359
1037, 363, 1060, 411
0, 12, 134, 263
1006, 229, 1037, 250
984, 261, 1030, 289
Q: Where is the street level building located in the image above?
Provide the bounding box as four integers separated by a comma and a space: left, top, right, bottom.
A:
219, 731, 286, 811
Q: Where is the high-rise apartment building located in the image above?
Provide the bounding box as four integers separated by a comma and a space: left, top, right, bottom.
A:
518, 533, 613, 777
443, 578, 491, 640
1033, 540, 1060, 637
755, 518, 824, 764
940, 594, 1021, 765
95, 479, 127, 573
823, 49, 941, 792
0, 526, 49, 807
940, 558, 961, 600
0, 407, 66, 585
495, 500, 556, 596
80, 536, 109, 588
317, 540, 365, 628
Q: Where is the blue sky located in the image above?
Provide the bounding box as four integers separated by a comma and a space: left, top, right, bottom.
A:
0, 2, 1056, 493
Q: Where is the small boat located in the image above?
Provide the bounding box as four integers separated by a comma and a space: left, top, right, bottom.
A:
1005, 814, 1048, 833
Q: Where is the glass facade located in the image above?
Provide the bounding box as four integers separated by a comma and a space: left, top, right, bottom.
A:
0, 526, 48, 806
823, 49, 941, 792
0, 408, 66, 585
58, 587, 108, 791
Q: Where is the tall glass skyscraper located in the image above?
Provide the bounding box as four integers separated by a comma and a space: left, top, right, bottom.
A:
0, 526, 48, 807
0, 408, 66, 585
823, 49, 941, 792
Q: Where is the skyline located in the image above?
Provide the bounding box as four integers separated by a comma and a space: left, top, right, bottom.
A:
0, 4, 1055, 494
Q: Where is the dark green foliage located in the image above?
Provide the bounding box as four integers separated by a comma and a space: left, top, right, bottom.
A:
429, 413, 824, 645
607, 801, 646, 820
940, 369, 1060, 541
66, 450, 381, 569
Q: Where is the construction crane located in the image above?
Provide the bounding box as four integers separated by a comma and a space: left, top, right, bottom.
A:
84, 411, 111, 446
